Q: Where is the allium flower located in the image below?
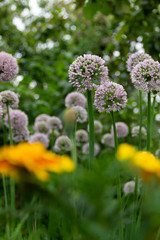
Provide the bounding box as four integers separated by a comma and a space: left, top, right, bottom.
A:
123, 181, 135, 194
94, 82, 127, 113
76, 130, 89, 143
111, 122, 129, 138
0, 90, 19, 108
65, 92, 87, 108
48, 116, 63, 131
35, 114, 50, 123
0, 52, 19, 82
131, 59, 160, 92
12, 127, 29, 143
127, 52, 152, 72
131, 126, 147, 137
29, 133, 49, 148
88, 120, 103, 134
72, 106, 87, 123
34, 121, 51, 135
101, 133, 115, 147
4, 109, 28, 129
54, 136, 71, 153
82, 142, 100, 156
69, 54, 109, 92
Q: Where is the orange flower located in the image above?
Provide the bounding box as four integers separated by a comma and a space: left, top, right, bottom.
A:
0, 142, 75, 181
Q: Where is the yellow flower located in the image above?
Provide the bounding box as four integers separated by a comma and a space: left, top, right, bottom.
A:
133, 151, 160, 174
117, 143, 160, 181
116, 143, 136, 161
0, 142, 75, 181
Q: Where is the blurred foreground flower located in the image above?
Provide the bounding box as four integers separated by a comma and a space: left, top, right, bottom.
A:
0, 142, 75, 181
117, 143, 160, 180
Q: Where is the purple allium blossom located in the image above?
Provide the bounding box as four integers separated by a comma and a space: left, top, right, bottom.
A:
72, 106, 87, 123
76, 129, 89, 143
69, 54, 109, 92
0, 52, 19, 82
101, 133, 115, 147
48, 116, 63, 131
12, 127, 29, 143
131, 126, 147, 137
34, 121, 51, 135
111, 122, 129, 138
127, 52, 152, 72
94, 82, 127, 113
82, 142, 100, 156
131, 59, 160, 92
65, 92, 87, 108
0, 90, 19, 108
54, 136, 71, 153
4, 109, 28, 129
88, 120, 103, 134
35, 114, 50, 123
29, 133, 49, 148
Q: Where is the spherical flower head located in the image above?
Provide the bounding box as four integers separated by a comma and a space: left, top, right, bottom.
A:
88, 120, 103, 134
72, 106, 87, 123
131, 126, 147, 137
0, 52, 19, 82
65, 92, 87, 108
131, 59, 160, 92
126, 52, 152, 72
123, 181, 136, 194
54, 136, 71, 153
12, 127, 29, 143
94, 82, 127, 113
111, 122, 129, 138
76, 130, 89, 143
48, 116, 62, 131
69, 54, 109, 92
35, 114, 50, 123
101, 133, 115, 148
29, 133, 49, 148
82, 142, 100, 156
4, 109, 28, 129
0, 90, 19, 108
34, 121, 51, 135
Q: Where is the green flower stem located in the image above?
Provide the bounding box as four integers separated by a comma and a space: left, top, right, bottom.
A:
111, 111, 123, 238
147, 92, 151, 151
138, 90, 142, 150
7, 105, 15, 213
87, 90, 95, 169
111, 111, 118, 153
2, 176, 8, 208
152, 95, 156, 125
71, 123, 77, 165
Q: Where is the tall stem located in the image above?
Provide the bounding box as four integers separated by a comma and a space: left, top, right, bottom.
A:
152, 95, 156, 125
147, 92, 151, 151
71, 123, 77, 165
138, 90, 142, 150
87, 90, 95, 169
7, 105, 15, 213
111, 111, 118, 153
